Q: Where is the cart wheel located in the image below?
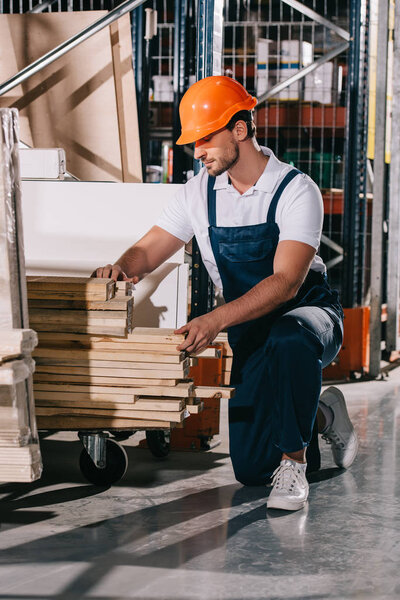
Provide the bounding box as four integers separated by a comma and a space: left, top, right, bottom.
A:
146, 430, 171, 458
79, 438, 128, 485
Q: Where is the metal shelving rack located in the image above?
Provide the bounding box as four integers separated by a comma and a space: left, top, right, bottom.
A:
3, 0, 393, 374
222, 0, 355, 303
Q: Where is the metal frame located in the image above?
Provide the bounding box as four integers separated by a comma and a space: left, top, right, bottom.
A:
369, 0, 390, 376
386, 0, 400, 353
281, 0, 350, 41
172, 0, 194, 183
257, 41, 349, 105
320, 234, 344, 271
342, 0, 369, 308
255, 2, 349, 107
196, 0, 224, 81
190, 0, 223, 319
29, 0, 58, 13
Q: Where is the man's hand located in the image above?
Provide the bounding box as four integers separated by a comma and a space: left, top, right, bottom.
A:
91, 263, 139, 284
175, 311, 224, 354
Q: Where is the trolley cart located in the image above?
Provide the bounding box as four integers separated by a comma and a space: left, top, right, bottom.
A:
38, 426, 172, 486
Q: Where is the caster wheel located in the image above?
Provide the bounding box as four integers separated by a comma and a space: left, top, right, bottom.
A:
79, 438, 128, 485
146, 430, 171, 458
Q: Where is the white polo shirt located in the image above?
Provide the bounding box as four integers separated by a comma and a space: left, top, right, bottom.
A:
156, 147, 326, 290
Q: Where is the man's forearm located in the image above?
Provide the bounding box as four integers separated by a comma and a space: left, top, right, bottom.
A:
214, 272, 300, 330
115, 245, 151, 280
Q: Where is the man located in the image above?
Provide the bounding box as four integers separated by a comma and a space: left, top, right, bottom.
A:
95, 76, 358, 511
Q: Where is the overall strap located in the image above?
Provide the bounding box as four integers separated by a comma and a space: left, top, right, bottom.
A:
207, 175, 217, 227
267, 168, 301, 224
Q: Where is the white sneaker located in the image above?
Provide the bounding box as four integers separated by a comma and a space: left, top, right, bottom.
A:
267, 459, 309, 511
320, 386, 358, 469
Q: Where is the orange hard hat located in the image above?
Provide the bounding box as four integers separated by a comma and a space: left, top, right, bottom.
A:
176, 76, 257, 145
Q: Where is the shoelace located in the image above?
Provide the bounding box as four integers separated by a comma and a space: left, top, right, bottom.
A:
271, 463, 305, 492
322, 431, 345, 449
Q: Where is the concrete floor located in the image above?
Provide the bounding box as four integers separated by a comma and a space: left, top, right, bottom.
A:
1, 370, 400, 600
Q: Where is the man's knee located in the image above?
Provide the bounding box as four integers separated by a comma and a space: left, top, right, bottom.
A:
266, 314, 324, 358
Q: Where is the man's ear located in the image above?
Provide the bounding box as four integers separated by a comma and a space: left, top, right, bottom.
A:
234, 120, 248, 141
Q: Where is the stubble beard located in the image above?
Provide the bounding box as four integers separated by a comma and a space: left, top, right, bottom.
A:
206, 140, 239, 177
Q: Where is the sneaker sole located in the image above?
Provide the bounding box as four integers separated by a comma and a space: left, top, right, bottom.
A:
267, 497, 307, 511
337, 431, 358, 469
320, 386, 358, 469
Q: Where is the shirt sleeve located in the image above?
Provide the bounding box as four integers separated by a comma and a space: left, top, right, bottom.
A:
155, 185, 194, 244
277, 174, 324, 249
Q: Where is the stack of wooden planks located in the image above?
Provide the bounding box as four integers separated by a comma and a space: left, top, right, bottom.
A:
27, 277, 133, 337
0, 107, 42, 482
27, 275, 235, 432
0, 331, 42, 481
215, 333, 233, 385
32, 321, 232, 430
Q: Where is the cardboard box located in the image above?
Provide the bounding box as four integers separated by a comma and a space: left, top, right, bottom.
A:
304, 62, 336, 104
268, 40, 313, 101
19, 148, 66, 180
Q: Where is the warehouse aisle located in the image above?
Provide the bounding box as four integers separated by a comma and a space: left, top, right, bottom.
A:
0, 370, 400, 600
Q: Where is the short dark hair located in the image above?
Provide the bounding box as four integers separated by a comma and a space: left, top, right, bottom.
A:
226, 110, 256, 139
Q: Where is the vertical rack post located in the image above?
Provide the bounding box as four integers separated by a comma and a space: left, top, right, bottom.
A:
172, 0, 193, 183
369, 0, 390, 376
385, 0, 399, 353
342, 0, 369, 308
190, 0, 223, 319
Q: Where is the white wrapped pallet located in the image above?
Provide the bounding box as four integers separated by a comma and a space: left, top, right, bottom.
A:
0, 108, 42, 482
0, 109, 29, 330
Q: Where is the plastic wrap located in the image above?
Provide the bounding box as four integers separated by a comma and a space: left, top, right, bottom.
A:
0, 108, 42, 482
0, 108, 29, 330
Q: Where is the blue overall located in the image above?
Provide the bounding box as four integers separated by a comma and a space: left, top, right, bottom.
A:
207, 170, 344, 485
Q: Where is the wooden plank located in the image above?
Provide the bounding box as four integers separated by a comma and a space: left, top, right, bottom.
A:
222, 372, 231, 386
34, 364, 189, 378
194, 386, 235, 399
36, 416, 178, 429
27, 276, 114, 290
0, 329, 38, 357
35, 395, 183, 411
36, 335, 184, 353
33, 373, 180, 386
34, 390, 136, 404
33, 381, 194, 397
110, 18, 142, 182
0, 358, 35, 385
35, 330, 184, 345
35, 406, 184, 421
28, 296, 133, 311
0, 462, 42, 482
115, 281, 134, 296
33, 357, 189, 371
186, 402, 204, 414
0, 431, 30, 447
223, 357, 233, 371
27, 290, 116, 301
33, 347, 185, 364
126, 328, 184, 344
196, 347, 221, 358
32, 324, 128, 337
27, 277, 116, 301
29, 309, 129, 322
0, 444, 41, 464
214, 333, 233, 357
